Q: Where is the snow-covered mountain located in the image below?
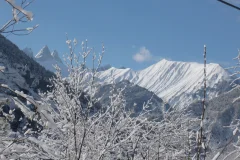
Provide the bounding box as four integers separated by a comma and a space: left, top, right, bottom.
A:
0, 35, 54, 94
22, 45, 233, 109
35, 45, 52, 61
33, 46, 68, 77
97, 59, 233, 108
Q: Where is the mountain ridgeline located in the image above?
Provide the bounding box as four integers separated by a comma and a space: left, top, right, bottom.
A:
1, 36, 240, 159
0, 35, 54, 94
25, 45, 68, 77
95, 80, 170, 120
96, 59, 234, 109
23, 43, 235, 109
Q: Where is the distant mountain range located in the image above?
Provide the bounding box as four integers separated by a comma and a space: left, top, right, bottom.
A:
22, 46, 119, 76
22, 46, 235, 109
1, 35, 239, 159
23, 45, 68, 77
96, 59, 234, 108
2, 35, 240, 158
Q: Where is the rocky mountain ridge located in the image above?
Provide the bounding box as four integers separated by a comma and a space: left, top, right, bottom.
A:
23, 45, 68, 77
97, 59, 234, 108
0, 35, 54, 95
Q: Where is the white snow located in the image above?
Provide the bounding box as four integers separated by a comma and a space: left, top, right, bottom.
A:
6, 0, 33, 21
212, 152, 220, 160
35, 45, 53, 61
0, 66, 5, 72
97, 59, 231, 108
36, 59, 68, 77
35, 46, 68, 77
233, 127, 238, 136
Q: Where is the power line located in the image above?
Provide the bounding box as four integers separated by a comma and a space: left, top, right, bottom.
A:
218, 0, 240, 10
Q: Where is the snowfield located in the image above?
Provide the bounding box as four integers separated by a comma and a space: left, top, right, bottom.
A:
97, 59, 232, 108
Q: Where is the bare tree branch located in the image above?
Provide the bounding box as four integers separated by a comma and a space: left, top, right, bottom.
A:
0, 0, 38, 36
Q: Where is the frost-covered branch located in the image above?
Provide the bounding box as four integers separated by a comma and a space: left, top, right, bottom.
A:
33, 38, 197, 160
0, 0, 38, 35
0, 37, 198, 159
196, 45, 208, 160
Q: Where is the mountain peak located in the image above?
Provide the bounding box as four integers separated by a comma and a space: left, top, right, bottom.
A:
41, 45, 50, 52
97, 59, 233, 109
34, 46, 68, 77
157, 58, 223, 67
158, 58, 192, 64
35, 45, 52, 61
160, 58, 168, 62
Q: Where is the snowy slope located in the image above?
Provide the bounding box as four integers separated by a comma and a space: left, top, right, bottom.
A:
0, 35, 53, 94
97, 59, 232, 108
34, 46, 68, 77
98, 67, 137, 82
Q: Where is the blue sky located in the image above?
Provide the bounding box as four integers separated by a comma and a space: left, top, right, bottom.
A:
1, 0, 240, 70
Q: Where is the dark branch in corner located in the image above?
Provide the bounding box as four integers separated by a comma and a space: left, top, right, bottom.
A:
218, 0, 240, 10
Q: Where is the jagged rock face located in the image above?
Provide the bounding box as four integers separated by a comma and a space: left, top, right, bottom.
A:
26, 46, 234, 109
0, 35, 54, 93
35, 46, 63, 64
97, 59, 234, 109
35, 45, 52, 61
34, 46, 68, 77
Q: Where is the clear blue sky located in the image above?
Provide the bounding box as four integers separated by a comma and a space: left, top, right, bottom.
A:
1, 0, 240, 70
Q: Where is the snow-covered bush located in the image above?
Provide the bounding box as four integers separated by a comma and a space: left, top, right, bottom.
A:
0, 37, 198, 159
31, 38, 197, 160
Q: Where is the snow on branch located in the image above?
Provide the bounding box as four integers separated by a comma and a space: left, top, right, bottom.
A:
0, 0, 38, 35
